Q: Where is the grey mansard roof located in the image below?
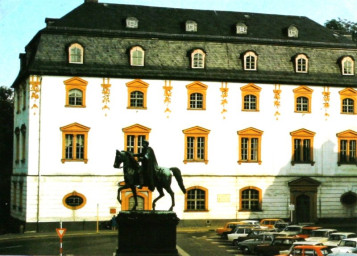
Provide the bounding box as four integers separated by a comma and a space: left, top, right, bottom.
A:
13, 1, 357, 87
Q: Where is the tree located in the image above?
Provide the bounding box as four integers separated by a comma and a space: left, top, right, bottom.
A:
325, 18, 357, 41
0, 86, 13, 233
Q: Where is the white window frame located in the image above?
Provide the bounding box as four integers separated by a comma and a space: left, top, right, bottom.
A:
243, 51, 257, 71
295, 54, 308, 73
288, 25, 299, 38
126, 17, 138, 28
191, 49, 205, 69
236, 23, 247, 34
186, 20, 197, 32
130, 46, 145, 66
342, 56, 354, 76
68, 43, 84, 64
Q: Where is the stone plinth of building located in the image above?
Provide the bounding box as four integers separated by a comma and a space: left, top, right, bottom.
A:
116, 211, 179, 256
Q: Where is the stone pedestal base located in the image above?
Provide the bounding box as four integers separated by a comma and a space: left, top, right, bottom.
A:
116, 211, 179, 256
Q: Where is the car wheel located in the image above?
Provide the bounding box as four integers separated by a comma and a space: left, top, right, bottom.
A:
242, 247, 250, 254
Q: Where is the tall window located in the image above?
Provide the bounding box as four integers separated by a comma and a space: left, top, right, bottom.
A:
185, 186, 208, 211
122, 124, 151, 154
295, 54, 308, 73
294, 86, 313, 113
290, 129, 315, 165
14, 128, 20, 164
130, 46, 145, 66
60, 123, 90, 163
130, 91, 144, 108
126, 79, 149, 109
186, 81, 207, 110
238, 127, 263, 164
68, 43, 84, 64
183, 126, 210, 164
68, 89, 83, 106
337, 130, 357, 165
243, 51, 258, 71
240, 187, 261, 211
21, 124, 26, 163
341, 56, 354, 75
64, 77, 88, 107
241, 84, 261, 111
339, 88, 357, 114
191, 49, 205, 69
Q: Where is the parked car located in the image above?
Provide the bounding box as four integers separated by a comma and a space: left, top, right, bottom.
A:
280, 225, 306, 236
227, 227, 254, 245
330, 237, 357, 254
289, 245, 332, 256
255, 236, 305, 256
306, 229, 338, 243
279, 241, 324, 255
237, 232, 279, 254
240, 219, 260, 226
216, 221, 241, 236
324, 232, 357, 248
260, 219, 285, 229
275, 222, 290, 232
297, 226, 322, 239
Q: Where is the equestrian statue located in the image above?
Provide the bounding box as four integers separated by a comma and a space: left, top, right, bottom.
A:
113, 140, 186, 211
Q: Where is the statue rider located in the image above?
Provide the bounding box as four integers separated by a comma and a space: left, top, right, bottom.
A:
134, 140, 156, 191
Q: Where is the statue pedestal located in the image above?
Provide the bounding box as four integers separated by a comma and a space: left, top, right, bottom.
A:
116, 211, 179, 256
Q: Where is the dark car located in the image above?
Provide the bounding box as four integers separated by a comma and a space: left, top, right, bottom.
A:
237, 232, 280, 254
255, 236, 305, 256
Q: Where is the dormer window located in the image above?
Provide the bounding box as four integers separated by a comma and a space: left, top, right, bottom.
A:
236, 22, 247, 34
126, 17, 138, 29
186, 20, 197, 32
191, 49, 205, 69
68, 43, 84, 64
130, 46, 145, 66
288, 25, 299, 38
341, 56, 354, 75
294, 54, 309, 73
243, 51, 258, 71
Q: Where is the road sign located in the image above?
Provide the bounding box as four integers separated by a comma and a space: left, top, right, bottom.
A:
56, 228, 67, 238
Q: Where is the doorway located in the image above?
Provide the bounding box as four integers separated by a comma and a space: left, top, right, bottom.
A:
296, 194, 311, 223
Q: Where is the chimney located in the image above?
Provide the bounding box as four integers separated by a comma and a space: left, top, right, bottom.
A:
85, 0, 98, 3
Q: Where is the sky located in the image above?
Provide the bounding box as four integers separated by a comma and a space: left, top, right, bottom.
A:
1, 0, 356, 88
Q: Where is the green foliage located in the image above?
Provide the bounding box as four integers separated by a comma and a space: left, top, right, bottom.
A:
325, 18, 357, 41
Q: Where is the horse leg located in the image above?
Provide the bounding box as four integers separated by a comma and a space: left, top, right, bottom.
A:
117, 185, 128, 204
152, 186, 164, 211
130, 185, 138, 211
165, 186, 175, 211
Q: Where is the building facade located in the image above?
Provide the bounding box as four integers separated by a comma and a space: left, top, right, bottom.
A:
11, 0, 357, 231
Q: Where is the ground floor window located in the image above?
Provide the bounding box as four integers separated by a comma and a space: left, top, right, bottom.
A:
185, 186, 208, 211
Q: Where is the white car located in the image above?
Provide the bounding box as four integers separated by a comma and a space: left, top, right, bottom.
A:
324, 232, 357, 247
331, 237, 357, 254
227, 227, 253, 245
306, 229, 338, 243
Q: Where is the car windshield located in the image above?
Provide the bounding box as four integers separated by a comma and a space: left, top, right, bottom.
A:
339, 240, 357, 247
237, 228, 250, 234
311, 231, 328, 237
328, 234, 345, 241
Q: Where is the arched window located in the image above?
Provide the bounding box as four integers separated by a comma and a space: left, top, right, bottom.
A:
288, 25, 299, 38
185, 186, 208, 211
293, 86, 313, 113
339, 88, 357, 114
341, 56, 354, 75
126, 79, 149, 109
243, 51, 257, 71
191, 49, 205, 69
68, 43, 84, 64
64, 77, 88, 108
130, 46, 145, 66
185, 20, 197, 32
295, 54, 308, 73
240, 187, 261, 211
186, 81, 207, 110
68, 89, 83, 106
241, 83, 261, 111
243, 95, 257, 110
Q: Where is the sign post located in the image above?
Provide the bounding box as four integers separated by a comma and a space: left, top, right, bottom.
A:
56, 227, 66, 256
288, 204, 295, 223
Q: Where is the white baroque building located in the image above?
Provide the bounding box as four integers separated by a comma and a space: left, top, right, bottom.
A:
11, 0, 357, 231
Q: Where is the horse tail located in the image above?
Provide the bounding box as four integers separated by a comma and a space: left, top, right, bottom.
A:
170, 167, 186, 194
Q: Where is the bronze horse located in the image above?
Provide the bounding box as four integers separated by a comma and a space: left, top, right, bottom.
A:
113, 150, 186, 211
